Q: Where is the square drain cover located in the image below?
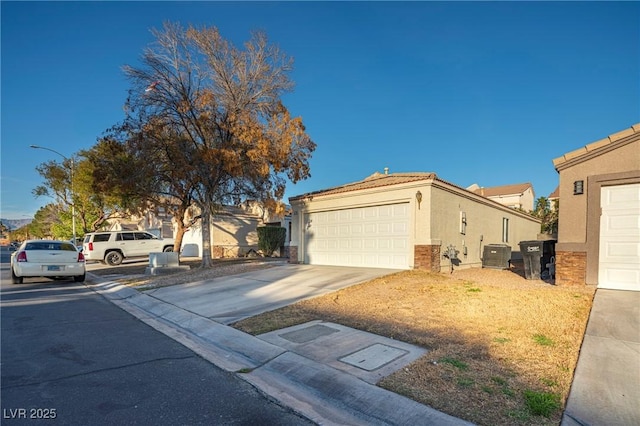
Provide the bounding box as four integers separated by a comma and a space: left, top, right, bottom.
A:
279, 324, 339, 344
340, 344, 408, 371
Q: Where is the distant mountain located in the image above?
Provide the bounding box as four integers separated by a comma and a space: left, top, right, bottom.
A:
1, 218, 33, 230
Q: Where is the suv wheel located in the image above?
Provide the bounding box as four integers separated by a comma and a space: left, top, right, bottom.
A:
163, 246, 174, 252
105, 251, 124, 266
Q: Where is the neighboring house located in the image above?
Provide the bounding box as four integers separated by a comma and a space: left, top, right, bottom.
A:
108, 202, 289, 259
548, 186, 559, 210
289, 171, 541, 272
552, 123, 640, 290
106, 208, 175, 238
467, 182, 535, 211
179, 204, 290, 258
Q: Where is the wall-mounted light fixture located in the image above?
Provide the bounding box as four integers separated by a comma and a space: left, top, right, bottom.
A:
573, 180, 584, 195
416, 190, 422, 209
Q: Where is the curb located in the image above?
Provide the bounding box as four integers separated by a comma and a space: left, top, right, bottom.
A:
86, 273, 474, 426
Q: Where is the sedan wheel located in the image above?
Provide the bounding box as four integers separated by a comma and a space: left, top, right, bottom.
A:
11, 268, 23, 284
105, 251, 124, 266
163, 246, 174, 252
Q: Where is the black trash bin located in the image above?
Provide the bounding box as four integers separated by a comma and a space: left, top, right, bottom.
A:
519, 240, 556, 280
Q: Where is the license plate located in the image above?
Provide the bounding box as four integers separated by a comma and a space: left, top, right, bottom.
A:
47, 265, 61, 271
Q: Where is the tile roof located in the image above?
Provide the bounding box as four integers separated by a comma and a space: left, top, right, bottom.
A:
471, 182, 532, 197
289, 172, 437, 200
289, 171, 541, 222
553, 123, 640, 170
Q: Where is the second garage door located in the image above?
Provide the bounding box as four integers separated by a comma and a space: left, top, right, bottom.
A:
304, 203, 410, 269
598, 183, 640, 291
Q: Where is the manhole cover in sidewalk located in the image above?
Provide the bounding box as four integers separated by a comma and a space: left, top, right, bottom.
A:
340, 344, 408, 371
279, 324, 340, 344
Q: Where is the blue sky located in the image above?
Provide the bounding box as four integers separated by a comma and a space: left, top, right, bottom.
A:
2, 1, 639, 219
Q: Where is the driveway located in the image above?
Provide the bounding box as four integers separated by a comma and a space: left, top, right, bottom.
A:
141, 264, 400, 324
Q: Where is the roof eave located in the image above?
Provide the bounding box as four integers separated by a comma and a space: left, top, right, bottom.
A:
553, 123, 640, 172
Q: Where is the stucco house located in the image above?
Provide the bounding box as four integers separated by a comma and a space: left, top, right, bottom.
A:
552, 123, 640, 290
178, 204, 290, 258
108, 202, 290, 259
548, 186, 559, 210
289, 171, 541, 272
105, 208, 175, 238
467, 182, 535, 211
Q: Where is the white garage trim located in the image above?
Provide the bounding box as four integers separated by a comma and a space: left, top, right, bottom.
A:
598, 183, 640, 291
303, 203, 410, 269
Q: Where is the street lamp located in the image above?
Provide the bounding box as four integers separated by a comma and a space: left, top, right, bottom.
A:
30, 145, 76, 245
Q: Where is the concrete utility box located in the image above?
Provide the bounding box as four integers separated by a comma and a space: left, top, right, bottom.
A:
145, 252, 190, 276
149, 252, 180, 267
482, 244, 512, 269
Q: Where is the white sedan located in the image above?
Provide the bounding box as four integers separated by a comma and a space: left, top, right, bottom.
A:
11, 240, 86, 284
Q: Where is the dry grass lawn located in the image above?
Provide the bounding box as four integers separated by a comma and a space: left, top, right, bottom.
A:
232, 266, 595, 426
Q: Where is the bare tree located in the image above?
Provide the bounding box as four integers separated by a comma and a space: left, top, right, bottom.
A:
121, 22, 315, 267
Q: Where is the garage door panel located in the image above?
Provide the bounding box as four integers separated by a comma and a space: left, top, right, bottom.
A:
393, 222, 408, 233
600, 264, 640, 291
394, 239, 408, 249
601, 240, 640, 260
602, 185, 640, 208
603, 215, 640, 234
305, 203, 410, 269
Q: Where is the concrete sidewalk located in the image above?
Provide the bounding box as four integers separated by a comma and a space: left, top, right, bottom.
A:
562, 289, 640, 426
88, 273, 474, 426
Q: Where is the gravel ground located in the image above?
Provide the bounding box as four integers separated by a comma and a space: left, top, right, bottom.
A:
450, 260, 556, 289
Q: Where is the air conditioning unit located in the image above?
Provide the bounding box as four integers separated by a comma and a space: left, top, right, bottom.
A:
482, 244, 512, 269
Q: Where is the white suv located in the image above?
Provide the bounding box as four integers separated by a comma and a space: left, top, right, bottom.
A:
83, 231, 175, 266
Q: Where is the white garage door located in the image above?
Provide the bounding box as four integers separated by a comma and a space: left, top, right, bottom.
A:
304, 204, 410, 269
598, 183, 640, 291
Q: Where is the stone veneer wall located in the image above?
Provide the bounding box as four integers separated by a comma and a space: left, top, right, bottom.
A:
212, 245, 224, 258
288, 246, 298, 264
212, 245, 258, 258
414, 245, 441, 272
555, 251, 587, 285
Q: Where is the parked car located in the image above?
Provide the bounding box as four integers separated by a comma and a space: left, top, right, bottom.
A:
11, 240, 86, 284
82, 231, 175, 266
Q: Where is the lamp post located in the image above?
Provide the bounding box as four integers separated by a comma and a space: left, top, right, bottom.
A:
30, 145, 76, 245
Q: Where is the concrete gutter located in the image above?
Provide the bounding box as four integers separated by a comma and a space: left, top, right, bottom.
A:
89, 277, 474, 426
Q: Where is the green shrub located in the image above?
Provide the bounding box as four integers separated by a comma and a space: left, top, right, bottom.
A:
257, 226, 286, 257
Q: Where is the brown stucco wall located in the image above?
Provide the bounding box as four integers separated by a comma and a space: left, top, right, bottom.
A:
554, 125, 640, 285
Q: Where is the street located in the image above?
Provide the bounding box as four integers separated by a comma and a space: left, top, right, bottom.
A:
0, 262, 314, 425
